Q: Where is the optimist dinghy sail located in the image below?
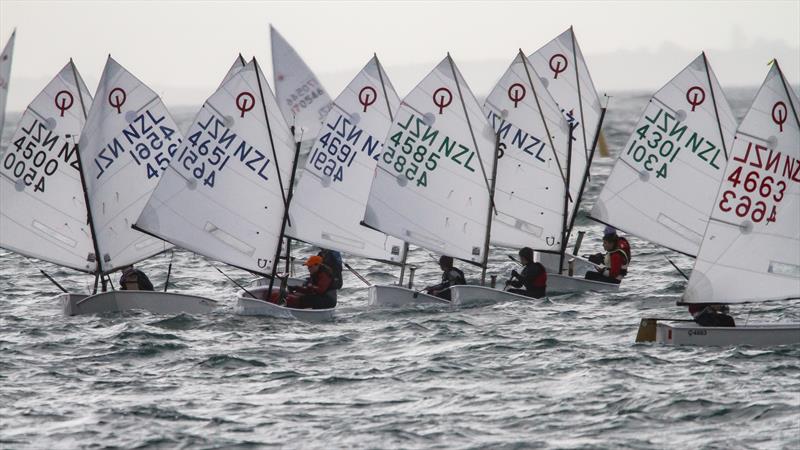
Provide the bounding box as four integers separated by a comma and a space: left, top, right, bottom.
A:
0, 60, 95, 272
590, 53, 737, 256
270, 25, 332, 141
0, 29, 16, 135
684, 61, 799, 304
288, 55, 404, 262
483, 50, 569, 252
363, 54, 496, 264
78, 56, 180, 273
136, 58, 295, 276
528, 26, 604, 228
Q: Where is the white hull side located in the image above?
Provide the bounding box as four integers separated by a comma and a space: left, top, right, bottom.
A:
367, 285, 451, 307
656, 322, 800, 346
234, 287, 334, 321
58, 291, 219, 316
450, 285, 544, 307
546, 273, 620, 295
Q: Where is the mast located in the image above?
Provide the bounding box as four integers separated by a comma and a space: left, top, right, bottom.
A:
565, 107, 607, 240
254, 57, 299, 295
375, 53, 410, 285
702, 52, 729, 161
480, 133, 500, 285
70, 58, 104, 292
558, 123, 576, 274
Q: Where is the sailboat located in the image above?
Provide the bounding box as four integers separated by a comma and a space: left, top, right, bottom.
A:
0, 58, 216, 315
287, 55, 406, 271
642, 61, 800, 346
449, 49, 616, 305
527, 27, 612, 287
0, 29, 15, 135
134, 58, 304, 318
270, 25, 332, 143
364, 54, 497, 307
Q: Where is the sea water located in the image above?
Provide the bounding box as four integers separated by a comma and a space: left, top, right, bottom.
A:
1, 88, 799, 449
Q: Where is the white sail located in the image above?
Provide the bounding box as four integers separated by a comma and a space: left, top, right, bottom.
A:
219, 54, 248, 89
363, 55, 495, 263
529, 27, 602, 224
483, 51, 570, 252
0, 61, 95, 272
78, 56, 178, 272
0, 29, 15, 135
136, 59, 295, 275
684, 62, 800, 304
288, 56, 405, 262
270, 25, 332, 141
590, 53, 737, 256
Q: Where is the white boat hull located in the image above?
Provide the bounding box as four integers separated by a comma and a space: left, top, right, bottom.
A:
450, 285, 544, 307
234, 286, 335, 321
546, 273, 620, 295
58, 291, 219, 316
367, 284, 451, 307
656, 321, 800, 346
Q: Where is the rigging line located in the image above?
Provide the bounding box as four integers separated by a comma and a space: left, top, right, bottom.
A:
774, 60, 800, 129
569, 27, 590, 163
69, 59, 88, 120
253, 58, 288, 210
565, 107, 607, 240
665, 256, 689, 280
374, 54, 394, 122
210, 263, 257, 300
518, 49, 569, 189
702, 52, 730, 161
446, 53, 494, 211
267, 136, 302, 296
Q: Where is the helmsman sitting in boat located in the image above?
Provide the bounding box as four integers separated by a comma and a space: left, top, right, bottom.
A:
505, 247, 547, 298
119, 265, 154, 291
584, 229, 629, 284
688, 304, 735, 327
425, 255, 466, 301
283, 255, 338, 309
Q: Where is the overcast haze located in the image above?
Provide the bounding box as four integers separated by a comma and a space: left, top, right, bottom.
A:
1, 1, 798, 111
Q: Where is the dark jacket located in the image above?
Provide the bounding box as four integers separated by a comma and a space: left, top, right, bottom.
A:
119, 268, 154, 291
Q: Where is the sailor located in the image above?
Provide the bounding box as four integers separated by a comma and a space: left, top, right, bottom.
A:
505, 247, 547, 298
118, 265, 154, 291
584, 229, 629, 284
283, 255, 337, 309
688, 304, 736, 327
425, 255, 466, 301
317, 248, 343, 290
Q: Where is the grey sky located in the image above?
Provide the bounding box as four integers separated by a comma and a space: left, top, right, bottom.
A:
1, 1, 798, 111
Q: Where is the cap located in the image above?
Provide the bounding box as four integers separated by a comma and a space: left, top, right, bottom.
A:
304, 255, 323, 267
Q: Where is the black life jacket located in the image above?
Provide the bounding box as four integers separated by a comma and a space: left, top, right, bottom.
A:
444, 267, 466, 286
319, 250, 343, 289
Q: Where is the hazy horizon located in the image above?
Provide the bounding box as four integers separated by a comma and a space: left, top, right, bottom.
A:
1, 1, 798, 112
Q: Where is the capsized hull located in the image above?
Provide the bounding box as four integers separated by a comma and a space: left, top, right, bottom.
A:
58, 291, 219, 316
234, 286, 334, 321
450, 285, 545, 307
367, 284, 451, 307
656, 321, 800, 346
